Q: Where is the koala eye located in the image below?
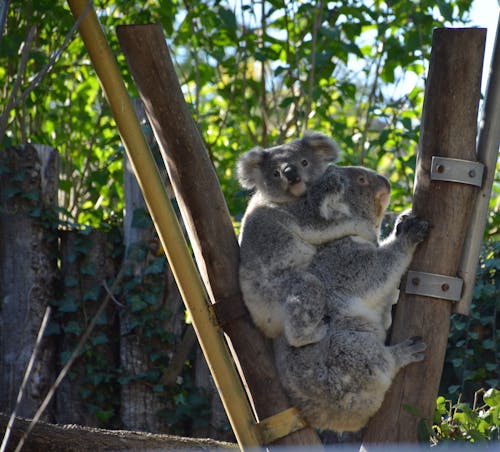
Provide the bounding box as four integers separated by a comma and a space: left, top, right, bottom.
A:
301, 159, 309, 167
358, 175, 368, 185
273, 169, 280, 178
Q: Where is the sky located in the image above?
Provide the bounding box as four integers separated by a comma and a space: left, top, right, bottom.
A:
469, 0, 499, 91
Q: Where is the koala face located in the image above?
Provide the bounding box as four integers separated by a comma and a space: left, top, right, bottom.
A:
237, 132, 340, 203
312, 165, 391, 230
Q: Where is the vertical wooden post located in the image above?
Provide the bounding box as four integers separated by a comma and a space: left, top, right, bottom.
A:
116, 24, 322, 447
0, 145, 59, 419
363, 28, 486, 443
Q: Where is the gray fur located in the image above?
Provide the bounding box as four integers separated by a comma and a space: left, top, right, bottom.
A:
239, 158, 395, 346
273, 169, 430, 432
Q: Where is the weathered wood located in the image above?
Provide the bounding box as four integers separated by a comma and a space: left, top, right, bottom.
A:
363, 28, 486, 443
56, 230, 118, 427
0, 145, 59, 421
116, 24, 321, 446
0, 413, 236, 451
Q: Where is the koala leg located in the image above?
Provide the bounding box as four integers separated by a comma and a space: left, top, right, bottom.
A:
283, 271, 328, 347
389, 336, 426, 369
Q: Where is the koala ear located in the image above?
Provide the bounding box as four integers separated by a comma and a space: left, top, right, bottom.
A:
302, 131, 340, 164
236, 147, 265, 189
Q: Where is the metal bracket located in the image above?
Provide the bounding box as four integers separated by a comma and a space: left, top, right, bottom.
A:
430, 156, 484, 187
405, 271, 464, 302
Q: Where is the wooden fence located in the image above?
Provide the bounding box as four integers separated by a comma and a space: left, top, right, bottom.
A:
0, 143, 230, 441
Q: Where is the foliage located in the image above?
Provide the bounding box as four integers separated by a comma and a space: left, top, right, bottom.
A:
2, 0, 498, 440
441, 241, 500, 403
432, 388, 500, 444
48, 227, 124, 426
1, 0, 489, 225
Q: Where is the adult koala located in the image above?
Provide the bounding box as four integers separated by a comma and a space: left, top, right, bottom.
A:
238, 133, 380, 346
274, 164, 430, 433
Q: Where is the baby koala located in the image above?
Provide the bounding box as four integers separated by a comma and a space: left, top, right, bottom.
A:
273, 165, 430, 433
238, 133, 380, 346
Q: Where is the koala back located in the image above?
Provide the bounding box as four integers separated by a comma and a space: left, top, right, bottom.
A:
236, 131, 340, 204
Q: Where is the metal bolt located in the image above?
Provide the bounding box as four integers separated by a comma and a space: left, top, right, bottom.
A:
441, 283, 450, 292
412, 277, 420, 286
436, 164, 445, 174
469, 169, 476, 178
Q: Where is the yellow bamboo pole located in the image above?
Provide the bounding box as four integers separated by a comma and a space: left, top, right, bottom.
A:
66, 0, 261, 448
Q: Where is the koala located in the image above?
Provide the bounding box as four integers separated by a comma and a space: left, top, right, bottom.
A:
273, 166, 430, 433
238, 133, 383, 346
236, 131, 340, 203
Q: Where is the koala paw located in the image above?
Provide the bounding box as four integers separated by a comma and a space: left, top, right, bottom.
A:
395, 336, 427, 366
394, 209, 412, 228
284, 295, 328, 347
396, 216, 430, 245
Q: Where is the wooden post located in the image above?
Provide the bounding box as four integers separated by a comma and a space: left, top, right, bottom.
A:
116, 24, 322, 447
363, 28, 486, 444
0, 145, 59, 419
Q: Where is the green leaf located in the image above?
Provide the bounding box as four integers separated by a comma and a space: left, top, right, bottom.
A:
83, 286, 100, 302
484, 388, 500, 408
63, 321, 81, 335
59, 297, 79, 313
44, 321, 61, 336
91, 332, 108, 346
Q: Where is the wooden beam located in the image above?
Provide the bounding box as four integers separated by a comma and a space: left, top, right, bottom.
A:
0, 413, 236, 451
116, 24, 321, 447
363, 28, 486, 443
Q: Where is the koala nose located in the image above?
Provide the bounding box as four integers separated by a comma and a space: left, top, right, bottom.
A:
283, 165, 301, 183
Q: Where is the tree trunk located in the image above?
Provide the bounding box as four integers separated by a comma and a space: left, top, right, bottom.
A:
116, 24, 321, 447
363, 28, 486, 443
55, 230, 119, 427
0, 144, 59, 420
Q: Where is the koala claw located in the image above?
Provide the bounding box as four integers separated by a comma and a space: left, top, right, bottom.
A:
397, 216, 430, 244
400, 336, 427, 363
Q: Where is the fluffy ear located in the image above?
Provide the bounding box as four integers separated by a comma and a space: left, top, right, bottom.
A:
302, 131, 340, 163
236, 147, 265, 189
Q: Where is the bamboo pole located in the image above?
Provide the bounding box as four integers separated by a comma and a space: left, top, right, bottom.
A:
363, 28, 486, 444
66, 1, 261, 448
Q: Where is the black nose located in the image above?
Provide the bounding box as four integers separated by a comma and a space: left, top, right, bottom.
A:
283, 165, 301, 183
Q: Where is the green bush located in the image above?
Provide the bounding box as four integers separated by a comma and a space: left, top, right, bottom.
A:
440, 241, 500, 403
432, 388, 500, 444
